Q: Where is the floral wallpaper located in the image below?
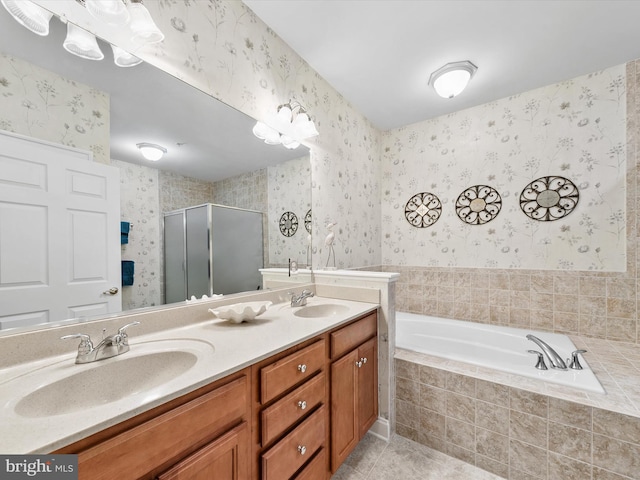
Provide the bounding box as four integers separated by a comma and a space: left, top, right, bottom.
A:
43, 0, 382, 270
381, 66, 626, 271
0, 52, 109, 164
268, 156, 312, 267
113, 160, 162, 310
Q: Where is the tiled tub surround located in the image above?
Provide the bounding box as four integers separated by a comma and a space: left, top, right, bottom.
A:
395, 340, 640, 480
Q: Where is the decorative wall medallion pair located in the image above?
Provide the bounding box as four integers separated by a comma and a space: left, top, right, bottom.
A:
404, 176, 579, 228
279, 209, 312, 237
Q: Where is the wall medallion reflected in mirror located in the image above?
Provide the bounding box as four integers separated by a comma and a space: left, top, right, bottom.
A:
304, 209, 312, 234
455, 185, 502, 225
519, 176, 579, 222
279, 211, 299, 237
404, 192, 442, 228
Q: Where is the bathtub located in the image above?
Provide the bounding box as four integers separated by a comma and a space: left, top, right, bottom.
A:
396, 312, 605, 394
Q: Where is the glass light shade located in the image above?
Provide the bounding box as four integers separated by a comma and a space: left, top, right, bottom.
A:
63, 23, 104, 61
272, 105, 293, 132
432, 69, 471, 98
429, 61, 477, 99
292, 112, 319, 138
252, 121, 281, 145
137, 143, 166, 161
1, 0, 52, 36
129, 2, 164, 45
280, 135, 300, 149
111, 44, 143, 67
85, 0, 130, 26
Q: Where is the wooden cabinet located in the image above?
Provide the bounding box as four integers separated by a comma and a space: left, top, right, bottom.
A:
252, 338, 330, 480
330, 313, 378, 472
54, 309, 378, 480
56, 370, 251, 480
158, 422, 249, 480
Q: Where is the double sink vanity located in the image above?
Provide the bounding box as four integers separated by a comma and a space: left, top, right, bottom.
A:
0, 286, 380, 480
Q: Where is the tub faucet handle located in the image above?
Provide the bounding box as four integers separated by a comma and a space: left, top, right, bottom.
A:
568, 349, 587, 370
527, 350, 548, 370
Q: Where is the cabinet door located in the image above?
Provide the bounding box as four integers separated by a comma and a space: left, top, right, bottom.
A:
158, 421, 249, 480
330, 349, 359, 472
358, 337, 378, 438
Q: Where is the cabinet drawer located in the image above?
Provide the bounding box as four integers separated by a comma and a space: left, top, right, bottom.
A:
78, 375, 248, 480
261, 406, 326, 480
260, 339, 325, 404
330, 312, 376, 359
261, 372, 326, 446
293, 448, 328, 480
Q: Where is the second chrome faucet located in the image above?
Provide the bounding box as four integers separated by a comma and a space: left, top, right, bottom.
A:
526, 334, 587, 371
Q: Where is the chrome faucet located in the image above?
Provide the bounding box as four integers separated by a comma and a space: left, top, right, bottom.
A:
526, 334, 567, 370
61, 321, 140, 364
289, 289, 314, 307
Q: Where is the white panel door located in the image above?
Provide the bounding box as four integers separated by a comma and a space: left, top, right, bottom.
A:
0, 130, 121, 330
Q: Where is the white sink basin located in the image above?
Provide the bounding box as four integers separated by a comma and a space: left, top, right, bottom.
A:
293, 304, 350, 318
3, 339, 215, 418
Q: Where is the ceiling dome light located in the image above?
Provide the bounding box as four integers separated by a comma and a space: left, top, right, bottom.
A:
63, 23, 104, 60
136, 142, 166, 161
1, 0, 53, 36
429, 60, 478, 99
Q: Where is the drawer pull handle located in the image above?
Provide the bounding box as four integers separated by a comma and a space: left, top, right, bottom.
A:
297, 445, 307, 455
298, 364, 307, 373
356, 361, 362, 368
298, 400, 307, 410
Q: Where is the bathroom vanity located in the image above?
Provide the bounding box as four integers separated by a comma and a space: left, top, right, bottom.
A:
0, 293, 379, 480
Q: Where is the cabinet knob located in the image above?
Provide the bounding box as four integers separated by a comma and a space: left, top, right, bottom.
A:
297, 364, 307, 373
355, 361, 362, 368
297, 445, 307, 455
360, 357, 368, 364
298, 400, 307, 410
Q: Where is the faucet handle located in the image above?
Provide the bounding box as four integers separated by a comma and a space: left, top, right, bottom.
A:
117, 321, 140, 344
61, 333, 93, 355
527, 350, 548, 370
568, 349, 587, 370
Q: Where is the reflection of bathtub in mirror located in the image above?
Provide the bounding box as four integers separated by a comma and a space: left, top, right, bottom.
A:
0, 8, 311, 333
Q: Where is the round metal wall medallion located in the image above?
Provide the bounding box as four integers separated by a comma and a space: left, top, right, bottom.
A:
519, 176, 579, 221
304, 209, 312, 234
455, 185, 502, 225
279, 211, 299, 237
404, 192, 442, 228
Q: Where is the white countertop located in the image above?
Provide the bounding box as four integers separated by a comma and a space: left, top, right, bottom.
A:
0, 296, 377, 454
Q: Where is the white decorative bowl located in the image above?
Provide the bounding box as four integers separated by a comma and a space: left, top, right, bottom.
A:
208, 301, 272, 323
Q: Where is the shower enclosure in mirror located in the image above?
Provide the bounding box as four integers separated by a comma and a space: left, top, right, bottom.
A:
0, 6, 311, 332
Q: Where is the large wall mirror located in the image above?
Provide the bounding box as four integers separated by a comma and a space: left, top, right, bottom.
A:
0, 7, 311, 333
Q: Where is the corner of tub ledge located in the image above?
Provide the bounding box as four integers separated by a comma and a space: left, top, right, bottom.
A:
312, 270, 400, 282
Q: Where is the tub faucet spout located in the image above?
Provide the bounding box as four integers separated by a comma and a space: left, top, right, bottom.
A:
526, 334, 567, 370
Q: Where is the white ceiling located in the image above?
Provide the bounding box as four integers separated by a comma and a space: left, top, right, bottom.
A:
243, 0, 640, 131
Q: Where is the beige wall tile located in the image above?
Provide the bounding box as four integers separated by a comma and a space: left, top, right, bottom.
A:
592, 408, 640, 444
476, 379, 510, 407
476, 427, 509, 464
510, 388, 549, 418
593, 434, 640, 479
548, 398, 592, 430
548, 422, 592, 464
445, 417, 475, 451
446, 391, 476, 424
510, 439, 548, 479
510, 410, 548, 449
476, 400, 509, 436
419, 365, 447, 388
419, 384, 446, 413
548, 453, 593, 480
446, 371, 476, 395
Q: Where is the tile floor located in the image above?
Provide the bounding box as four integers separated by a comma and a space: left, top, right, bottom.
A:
332, 433, 503, 480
